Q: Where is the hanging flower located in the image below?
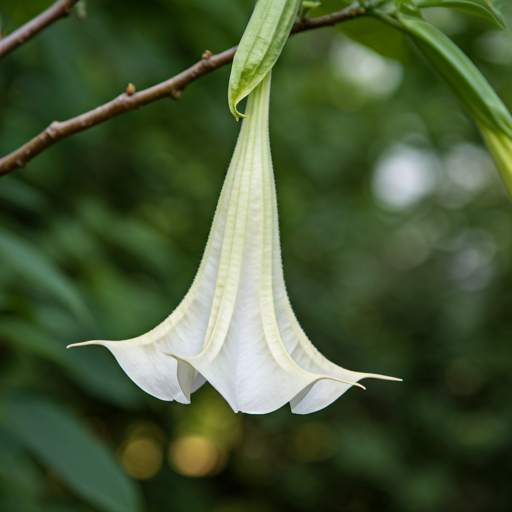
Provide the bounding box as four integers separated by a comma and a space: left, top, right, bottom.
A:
69, 73, 400, 414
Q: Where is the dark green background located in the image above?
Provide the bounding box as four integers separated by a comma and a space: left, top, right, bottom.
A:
1, 1, 512, 511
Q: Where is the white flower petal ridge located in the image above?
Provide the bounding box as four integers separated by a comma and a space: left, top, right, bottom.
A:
69, 73, 401, 414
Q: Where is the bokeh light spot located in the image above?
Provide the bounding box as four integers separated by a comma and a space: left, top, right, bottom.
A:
330, 36, 403, 102
475, 30, 512, 65
372, 144, 438, 210
121, 438, 163, 480
169, 436, 226, 477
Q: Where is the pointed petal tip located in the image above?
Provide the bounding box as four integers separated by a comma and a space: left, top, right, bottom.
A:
380, 376, 403, 382
67, 340, 103, 349
362, 373, 402, 382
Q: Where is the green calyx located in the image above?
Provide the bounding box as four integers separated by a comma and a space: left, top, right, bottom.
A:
228, 0, 301, 121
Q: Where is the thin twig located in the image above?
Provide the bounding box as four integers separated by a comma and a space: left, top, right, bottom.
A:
0, 0, 80, 60
291, 5, 365, 33
0, 5, 365, 177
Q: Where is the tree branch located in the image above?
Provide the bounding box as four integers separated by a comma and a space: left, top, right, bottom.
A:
0, 0, 80, 60
0, 5, 365, 177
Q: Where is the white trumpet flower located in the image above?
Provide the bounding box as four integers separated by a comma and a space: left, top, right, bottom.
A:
69, 73, 400, 414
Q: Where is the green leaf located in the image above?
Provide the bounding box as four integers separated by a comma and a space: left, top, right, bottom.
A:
414, 0, 506, 28
0, 177, 48, 212
378, 13, 512, 196
479, 122, 512, 195
0, 226, 91, 324
0, 319, 68, 366
393, 14, 512, 135
4, 396, 143, 512
0, 426, 45, 496
228, 0, 301, 120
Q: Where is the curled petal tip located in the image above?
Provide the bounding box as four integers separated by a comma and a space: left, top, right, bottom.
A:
342, 380, 366, 390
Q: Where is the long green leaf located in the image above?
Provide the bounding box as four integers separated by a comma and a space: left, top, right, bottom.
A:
377, 13, 512, 195
0, 226, 90, 323
0, 426, 45, 496
228, 0, 301, 120
414, 0, 506, 28
479, 123, 512, 194
0, 320, 68, 365
394, 14, 512, 135
4, 396, 143, 512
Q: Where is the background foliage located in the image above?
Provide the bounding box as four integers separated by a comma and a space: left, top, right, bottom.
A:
1, 1, 512, 511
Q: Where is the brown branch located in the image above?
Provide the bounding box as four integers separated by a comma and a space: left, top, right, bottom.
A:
0, 0, 80, 60
0, 5, 365, 177
291, 5, 365, 33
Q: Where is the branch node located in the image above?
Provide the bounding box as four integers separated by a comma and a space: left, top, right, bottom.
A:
126, 83, 136, 96
47, 121, 60, 139
171, 89, 182, 100
202, 50, 212, 60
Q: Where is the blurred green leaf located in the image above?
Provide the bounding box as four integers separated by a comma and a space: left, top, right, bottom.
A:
0, 227, 91, 324
0, 178, 48, 212
338, 16, 410, 61
0, 491, 39, 512
414, 0, 506, 28
228, 0, 301, 119
479, 122, 512, 196
80, 202, 178, 274
0, 319, 68, 365
65, 345, 144, 409
0, 318, 142, 408
4, 396, 143, 512
0, 426, 45, 496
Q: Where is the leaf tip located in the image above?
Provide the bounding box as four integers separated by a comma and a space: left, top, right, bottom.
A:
229, 100, 247, 122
